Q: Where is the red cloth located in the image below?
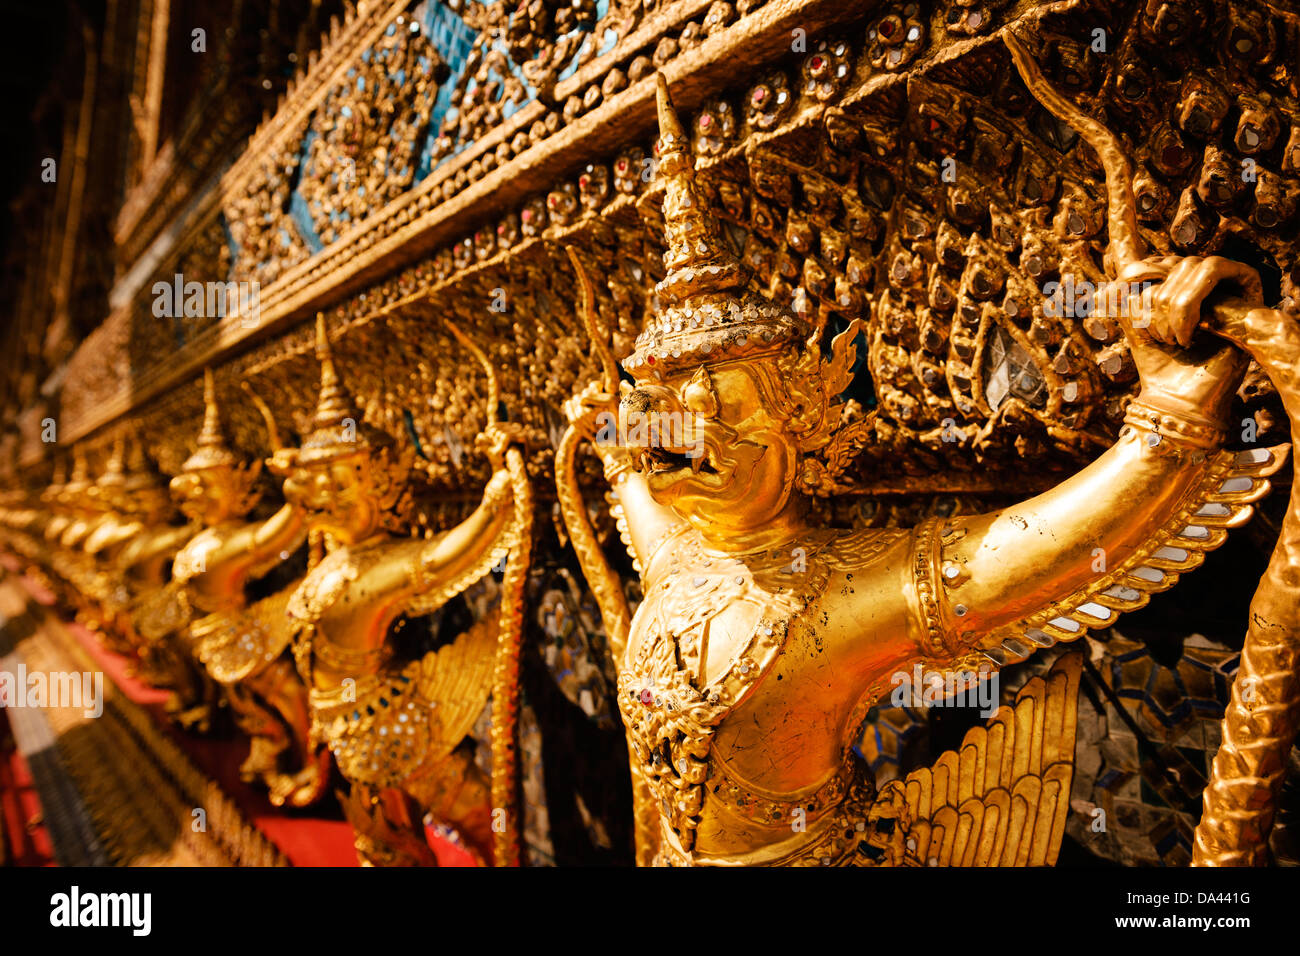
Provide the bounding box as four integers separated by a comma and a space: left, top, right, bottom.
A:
20, 572, 472, 867
58, 612, 360, 867
0, 711, 57, 867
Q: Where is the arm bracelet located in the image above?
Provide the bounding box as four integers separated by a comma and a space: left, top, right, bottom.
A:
1122, 398, 1227, 452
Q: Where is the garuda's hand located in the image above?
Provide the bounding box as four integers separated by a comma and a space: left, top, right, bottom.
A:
1111, 255, 1261, 422
562, 379, 628, 426
477, 421, 526, 472
1119, 255, 1264, 347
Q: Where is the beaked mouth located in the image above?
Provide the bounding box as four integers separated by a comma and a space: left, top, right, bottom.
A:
302, 500, 339, 522
638, 445, 727, 489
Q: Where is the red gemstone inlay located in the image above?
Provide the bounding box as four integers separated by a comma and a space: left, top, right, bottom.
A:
879, 19, 896, 37
752, 88, 767, 106
579, 174, 590, 187
699, 114, 712, 130
521, 209, 532, 221
810, 56, 824, 70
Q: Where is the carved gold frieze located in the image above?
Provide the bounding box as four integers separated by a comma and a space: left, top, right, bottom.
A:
4, 0, 1300, 869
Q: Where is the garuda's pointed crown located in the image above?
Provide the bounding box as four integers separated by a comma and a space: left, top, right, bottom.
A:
301, 314, 384, 464
623, 74, 807, 376
122, 433, 168, 492
181, 369, 240, 473
94, 436, 128, 490
63, 445, 93, 496
41, 456, 69, 505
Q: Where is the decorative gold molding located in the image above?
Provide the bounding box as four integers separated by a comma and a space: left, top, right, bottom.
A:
56, 0, 859, 451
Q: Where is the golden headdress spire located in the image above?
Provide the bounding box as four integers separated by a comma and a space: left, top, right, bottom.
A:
99, 436, 128, 484
123, 431, 167, 492
65, 445, 92, 491
653, 73, 745, 303
623, 75, 805, 374
182, 369, 240, 472
301, 313, 371, 463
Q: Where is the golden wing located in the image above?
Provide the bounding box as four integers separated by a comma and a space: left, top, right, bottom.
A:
409, 608, 499, 761
134, 578, 193, 644
866, 653, 1082, 866
944, 444, 1289, 676
195, 584, 299, 684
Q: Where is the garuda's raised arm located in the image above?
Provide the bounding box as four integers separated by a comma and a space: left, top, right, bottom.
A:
407, 422, 522, 613
918, 257, 1282, 667
556, 67, 1299, 868
943, 34, 1300, 867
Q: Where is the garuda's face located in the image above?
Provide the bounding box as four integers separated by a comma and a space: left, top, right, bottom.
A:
121, 483, 172, 522
627, 358, 798, 538
287, 450, 380, 546
170, 468, 239, 526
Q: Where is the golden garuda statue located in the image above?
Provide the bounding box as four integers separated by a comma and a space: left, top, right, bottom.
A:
40, 453, 78, 549
53, 437, 199, 687
45, 446, 109, 613
283, 315, 533, 865
85, 434, 208, 707
557, 62, 1297, 867
138, 367, 326, 803
67, 438, 140, 653
81, 437, 148, 565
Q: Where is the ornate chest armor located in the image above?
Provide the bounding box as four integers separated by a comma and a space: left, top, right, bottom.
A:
618, 526, 906, 865
288, 537, 498, 793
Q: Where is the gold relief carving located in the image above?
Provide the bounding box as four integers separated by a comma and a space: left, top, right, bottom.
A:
224, 124, 313, 287
7, 0, 1300, 870
49, 0, 830, 447
551, 68, 1300, 867
276, 315, 533, 864
167, 218, 236, 342
299, 19, 444, 246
